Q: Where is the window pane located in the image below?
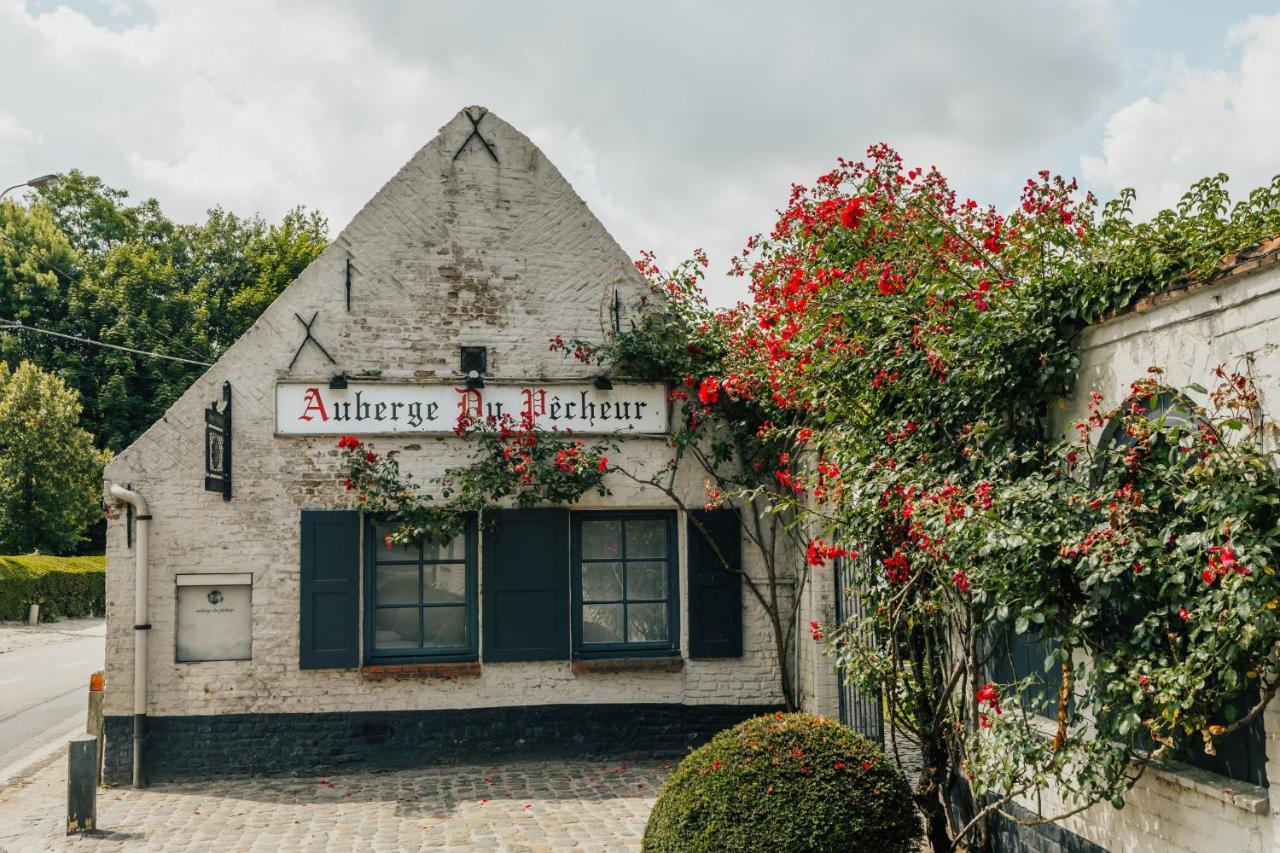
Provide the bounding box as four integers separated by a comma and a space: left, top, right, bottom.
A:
625, 519, 666, 559
628, 603, 669, 643
582, 520, 622, 560
582, 562, 624, 602
424, 531, 466, 562
376, 564, 418, 606
375, 524, 419, 562
627, 561, 667, 600
374, 608, 419, 648
424, 606, 466, 648
582, 603, 624, 644
425, 564, 466, 604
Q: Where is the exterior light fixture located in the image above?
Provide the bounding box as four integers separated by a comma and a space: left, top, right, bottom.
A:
0, 173, 59, 203
460, 346, 487, 389
593, 375, 613, 391
328, 372, 348, 390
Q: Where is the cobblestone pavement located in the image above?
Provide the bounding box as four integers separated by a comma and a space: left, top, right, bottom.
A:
0, 617, 105, 655
0, 755, 672, 852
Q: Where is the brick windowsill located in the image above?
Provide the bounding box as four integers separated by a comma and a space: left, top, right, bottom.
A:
571, 657, 684, 675
361, 662, 481, 681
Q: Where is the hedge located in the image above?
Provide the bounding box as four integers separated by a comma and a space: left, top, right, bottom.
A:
0, 554, 105, 621
643, 712, 920, 852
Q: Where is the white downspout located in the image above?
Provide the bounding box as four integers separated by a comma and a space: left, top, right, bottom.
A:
109, 483, 149, 789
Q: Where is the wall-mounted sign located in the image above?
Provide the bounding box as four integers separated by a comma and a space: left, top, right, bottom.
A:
203, 381, 232, 500
176, 573, 252, 663
275, 382, 669, 435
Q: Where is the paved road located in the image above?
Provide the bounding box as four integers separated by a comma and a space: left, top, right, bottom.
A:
0, 756, 669, 851
0, 622, 104, 781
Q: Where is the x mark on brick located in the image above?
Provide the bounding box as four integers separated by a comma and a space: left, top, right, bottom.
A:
289, 311, 336, 369
453, 108, 499, 163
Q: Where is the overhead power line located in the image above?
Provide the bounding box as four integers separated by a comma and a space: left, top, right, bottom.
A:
0, 320, 213, 367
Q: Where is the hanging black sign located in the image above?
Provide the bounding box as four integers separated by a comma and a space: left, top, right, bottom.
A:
204, 381, 232, 500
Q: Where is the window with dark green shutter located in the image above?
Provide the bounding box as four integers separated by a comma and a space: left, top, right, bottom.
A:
572, 511, 679, 658
687, 508, 743, 659
365, 517, 477, 662
482, 508, 570, 661
299, 509, 361, 670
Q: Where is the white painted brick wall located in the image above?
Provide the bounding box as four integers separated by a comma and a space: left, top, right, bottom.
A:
102, 108, 785, 722
1023, 263, 1280, 852
795, 560, 840, 719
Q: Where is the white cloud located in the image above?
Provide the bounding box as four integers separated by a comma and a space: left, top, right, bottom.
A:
1082, 13, 1280, 218
1, 0, 1128, 303
0, 110, 41, 165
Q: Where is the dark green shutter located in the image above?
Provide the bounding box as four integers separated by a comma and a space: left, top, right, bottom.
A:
482, 508, 570, 661
687, 509, 743, 658
299, 510, 361, 669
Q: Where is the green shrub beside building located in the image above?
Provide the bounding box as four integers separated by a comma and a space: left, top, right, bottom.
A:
0, 555, 105, 621
643, 712, 920, 853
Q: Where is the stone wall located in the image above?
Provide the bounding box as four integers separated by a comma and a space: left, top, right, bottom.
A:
101, 109, 787, 777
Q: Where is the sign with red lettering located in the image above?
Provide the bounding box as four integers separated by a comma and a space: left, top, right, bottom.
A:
275, 382, 669, 435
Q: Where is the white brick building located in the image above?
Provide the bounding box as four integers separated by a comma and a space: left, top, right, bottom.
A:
101, 108, 785, 783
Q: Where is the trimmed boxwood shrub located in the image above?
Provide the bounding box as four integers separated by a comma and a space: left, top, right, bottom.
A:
643, 712, 920, 853
0, 555, 105, 621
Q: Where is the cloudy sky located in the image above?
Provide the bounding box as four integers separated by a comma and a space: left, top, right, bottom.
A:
2, 0, 1278, 304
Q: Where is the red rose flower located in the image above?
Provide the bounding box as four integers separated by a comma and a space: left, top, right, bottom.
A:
697, 377, 721, 405
839, 196, 865, 229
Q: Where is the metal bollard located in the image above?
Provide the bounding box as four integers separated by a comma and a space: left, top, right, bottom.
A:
66, 734, 97, 834
86, 672, 105, 786
27, 603, 39, 626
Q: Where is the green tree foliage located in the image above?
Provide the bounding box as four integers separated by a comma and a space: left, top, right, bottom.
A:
0, 362, 109, 555
0, 201, 83, 367
0, 172, 328, 452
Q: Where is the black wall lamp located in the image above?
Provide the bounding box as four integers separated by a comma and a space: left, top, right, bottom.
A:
593, 375, 613, 391
329, 372, 349, 390
461, 346, 487, 389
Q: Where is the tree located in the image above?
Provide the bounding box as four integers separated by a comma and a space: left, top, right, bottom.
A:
0, 361, 109, 555
690, 148, 1280, 850
0, 201, 84, 369
0, 173, 331, 451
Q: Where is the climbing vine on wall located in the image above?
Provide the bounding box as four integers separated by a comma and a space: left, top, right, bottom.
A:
338, 412, 612, 547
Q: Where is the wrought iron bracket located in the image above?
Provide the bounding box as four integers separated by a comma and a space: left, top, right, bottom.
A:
453, 108, 498, 163
289, 312, 337, 369
204, 381, 232, 501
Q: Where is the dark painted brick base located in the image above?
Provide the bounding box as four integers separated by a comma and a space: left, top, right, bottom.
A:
989, 801, 1110, 853
103, 703, 778, 784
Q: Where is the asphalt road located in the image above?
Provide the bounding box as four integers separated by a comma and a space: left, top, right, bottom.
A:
0, 623, 104, 782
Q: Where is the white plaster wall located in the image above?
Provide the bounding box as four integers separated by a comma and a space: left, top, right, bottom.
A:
795, 560, 839, 719
1025, 263, 1280, 853
102, 108, 784, 721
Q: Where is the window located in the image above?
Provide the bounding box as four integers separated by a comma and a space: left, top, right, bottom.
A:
365, 517, 477, 662
572, 511, 678, 657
